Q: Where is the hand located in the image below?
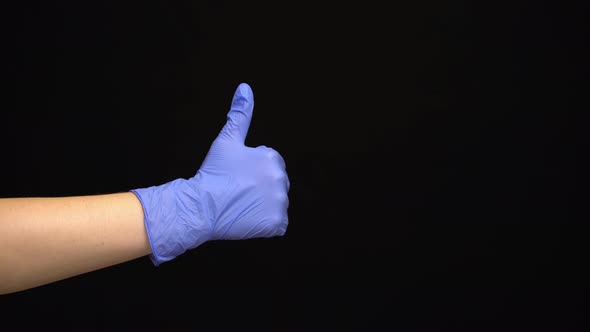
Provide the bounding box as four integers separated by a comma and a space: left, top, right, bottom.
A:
132, 83, 290, 266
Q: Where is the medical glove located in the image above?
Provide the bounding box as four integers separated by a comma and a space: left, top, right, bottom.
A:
131, 83, 289, 266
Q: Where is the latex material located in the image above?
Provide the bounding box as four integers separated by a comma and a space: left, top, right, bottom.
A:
131, 83, 289, 266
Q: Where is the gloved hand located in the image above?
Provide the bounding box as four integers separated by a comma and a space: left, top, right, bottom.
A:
131, 83, 289, 266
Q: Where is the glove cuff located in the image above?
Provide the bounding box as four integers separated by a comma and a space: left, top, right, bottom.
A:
131, 178, 212, 266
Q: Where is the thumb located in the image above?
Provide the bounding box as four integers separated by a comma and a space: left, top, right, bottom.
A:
218, 83, 254, 145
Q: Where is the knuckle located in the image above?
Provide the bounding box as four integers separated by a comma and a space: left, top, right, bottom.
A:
256, 147, 286, 168
274, 171, 287, 182
273, 150, 285, 161
276, 192, 289, 203
267, 149, 279, 160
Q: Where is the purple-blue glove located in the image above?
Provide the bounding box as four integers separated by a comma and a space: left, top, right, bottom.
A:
131, 83, 289, 266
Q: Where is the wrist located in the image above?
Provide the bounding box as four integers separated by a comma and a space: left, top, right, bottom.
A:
131, 178, 212, 266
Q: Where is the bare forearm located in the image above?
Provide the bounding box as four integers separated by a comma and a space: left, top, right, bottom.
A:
0, 192, 151, 294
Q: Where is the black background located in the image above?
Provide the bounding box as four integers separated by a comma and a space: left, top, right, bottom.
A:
1, 1, 587, 330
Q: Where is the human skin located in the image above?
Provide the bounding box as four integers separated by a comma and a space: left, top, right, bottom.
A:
0, 192, 151, 294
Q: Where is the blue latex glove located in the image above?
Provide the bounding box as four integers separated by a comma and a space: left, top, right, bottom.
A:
131, 83, 289, 266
